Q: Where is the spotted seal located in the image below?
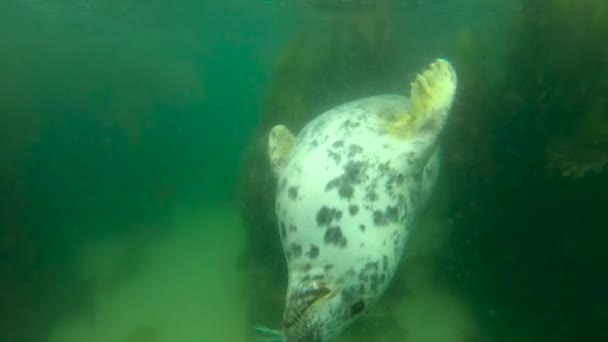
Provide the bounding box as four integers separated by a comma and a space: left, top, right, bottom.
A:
266, 59, 457, 341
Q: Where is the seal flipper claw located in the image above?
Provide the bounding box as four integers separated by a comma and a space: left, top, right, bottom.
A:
388, 58, 457, 139
268, 125, 295, 177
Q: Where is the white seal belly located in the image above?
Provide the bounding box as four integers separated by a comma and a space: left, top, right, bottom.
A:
266, 59, 457, 342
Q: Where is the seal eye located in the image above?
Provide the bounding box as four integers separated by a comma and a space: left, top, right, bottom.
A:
350, 300, 366, 316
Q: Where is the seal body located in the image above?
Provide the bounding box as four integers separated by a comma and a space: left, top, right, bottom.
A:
268, 59, 457, 341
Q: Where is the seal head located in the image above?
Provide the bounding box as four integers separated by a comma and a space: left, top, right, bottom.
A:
268, 59, 457, 341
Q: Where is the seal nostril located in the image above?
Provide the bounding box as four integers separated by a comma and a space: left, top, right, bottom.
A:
350, 300, 366, 316
308, 286, 331, 299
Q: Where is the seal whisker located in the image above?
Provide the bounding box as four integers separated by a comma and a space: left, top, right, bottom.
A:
362, 315, 383, 326
253, 326, 285, 342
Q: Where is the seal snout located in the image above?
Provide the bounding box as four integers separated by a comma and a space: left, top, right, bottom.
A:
284, 284, 332, 329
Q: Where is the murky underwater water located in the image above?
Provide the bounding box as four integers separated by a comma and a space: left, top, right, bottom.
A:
1, 1, 607, 342
50, 205, 250, 342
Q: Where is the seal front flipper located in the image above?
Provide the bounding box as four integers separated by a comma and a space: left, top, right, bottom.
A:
388, 58, 457, 139
268, 125, 295, 177
386, 58, 457, 167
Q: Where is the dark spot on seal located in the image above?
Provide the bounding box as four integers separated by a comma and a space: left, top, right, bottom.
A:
332, 140, 345, 148
398, 194, 408, 209
385, 172, 405, 196
280, 222, 287, 237
289, 224, 298, 233
328, 150, 341, 165
370, 274, 379, 292
324, 226, 347, 248
372, 206, 400, 227
288, 186, 299, 200
338, 184, 354, 198
342, 119, 361, 129
324, 264, 334, 272
325, 161, 367, 199
316, 206, 343, 227
348, 205, 359, 216
307, 245, 320, 259
357, 284, 365, 295
312, 274, 324, 281
382, 255, 389, 271
341, 287, 356, 303
385, 181, 394, 194
325, 178, 338, 191
373, 210, 384, 226
344, 161, 363, 179
291, 244, 303, 258
359, 224, 366, 232
365, 189, 378, 202
316, 207, 331, 226
348, 144, 364, 157
365, 261, 379, 271
412, 171, 423, 183
378, 161, 391, 175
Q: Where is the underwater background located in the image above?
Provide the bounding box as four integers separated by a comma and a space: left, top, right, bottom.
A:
1, 0, 606, 341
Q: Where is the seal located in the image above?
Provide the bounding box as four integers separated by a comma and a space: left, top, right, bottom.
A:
266, 58, 457, 341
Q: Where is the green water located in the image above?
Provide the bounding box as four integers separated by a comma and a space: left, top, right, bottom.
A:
1, 1, 607, 341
